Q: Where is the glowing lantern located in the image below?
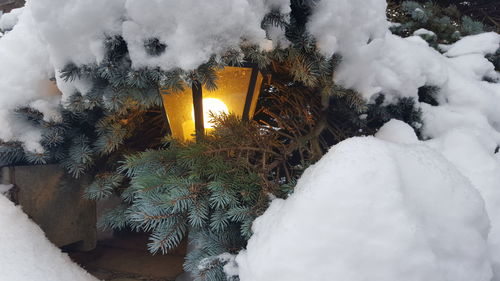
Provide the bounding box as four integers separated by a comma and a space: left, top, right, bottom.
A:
161, 65, 264, 141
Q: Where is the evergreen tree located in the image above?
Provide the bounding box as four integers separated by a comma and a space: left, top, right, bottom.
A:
0, 1, 428, 280
388, 0, 488, 46
390, 0, 500, 32
388, 0, 499, 94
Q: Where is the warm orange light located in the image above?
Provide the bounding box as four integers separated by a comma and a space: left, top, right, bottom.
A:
192, 98, 229, 129
161, 66, 263, 142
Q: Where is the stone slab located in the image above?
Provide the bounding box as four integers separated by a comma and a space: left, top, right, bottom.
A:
1, 164, 96, 250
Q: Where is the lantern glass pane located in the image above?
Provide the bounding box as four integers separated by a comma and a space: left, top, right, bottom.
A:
161, 89, 195, 141
202, 66, 252, 123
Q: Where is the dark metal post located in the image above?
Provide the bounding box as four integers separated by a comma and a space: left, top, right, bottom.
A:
242, 66, 259, 121
192, 81, 204, 141
175, 81, 205, 281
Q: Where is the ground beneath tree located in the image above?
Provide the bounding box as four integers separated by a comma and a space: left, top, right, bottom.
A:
69, 232, 186, 281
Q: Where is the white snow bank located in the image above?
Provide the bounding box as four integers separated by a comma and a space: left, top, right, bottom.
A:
234, 137, 492, 281
445, 32, 500, 57
0, 195, 97, 281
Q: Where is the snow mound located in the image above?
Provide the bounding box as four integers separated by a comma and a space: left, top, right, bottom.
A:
427, 129, 500, 279
235, 137, 492, 281
375, 119, 419, 144
445, 32, 500, 57
0, 195, 97, 281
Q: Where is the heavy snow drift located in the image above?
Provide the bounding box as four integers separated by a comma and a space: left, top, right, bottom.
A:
235, 129, 492, 281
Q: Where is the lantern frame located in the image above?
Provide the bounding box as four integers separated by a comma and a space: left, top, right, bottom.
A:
161, 63, 264, 141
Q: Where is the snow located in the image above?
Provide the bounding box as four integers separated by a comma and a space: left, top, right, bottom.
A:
426, 129, 500, 279
308, 6, 500, 276
220, 253, 239, 277
27, 0, 290, 70
327, 33, 500, 279
0, 7, 23, 31
122, 0, 289, 70
29, 0, 125, 68
334, 33, 449, 101
233, 115, 500, 280
306, 0, 387, 57
234, 137, 492, 281
445, 32, 500, 57
0, 194, 97, 281
374, 117, 500, 280
375, 119, 419, 144
0, 184, 12, 195
0, 6, 56, 152
413, 28, 436, 37
388, 22, 401, 28
448, 54, 499, 81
